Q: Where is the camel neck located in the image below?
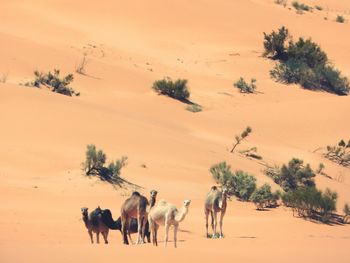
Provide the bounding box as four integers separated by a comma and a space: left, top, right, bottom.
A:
175, 206, 189, 222
150, 197, 156, 208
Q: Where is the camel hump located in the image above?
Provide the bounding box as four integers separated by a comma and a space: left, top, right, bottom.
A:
132, 191, 141, 196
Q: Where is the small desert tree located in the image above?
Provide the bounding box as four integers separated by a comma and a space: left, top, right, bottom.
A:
82, 144, 127, 184
230, 126, 252, 153
250, 183, 274, 209
232, 170, 257, 201
263, 26, 289, 59
210, 162, 235, 194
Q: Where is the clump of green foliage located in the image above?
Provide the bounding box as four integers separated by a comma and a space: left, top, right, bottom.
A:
336, 15, 345, 23
82, 144, 128, 185
210, 162, 257, 201
230, 126, 252, 153
233, 77, 257, 93
264, 27, 350, 95
292, 1, 312, 13
314, 5, 323, 11
152, 77, 190, 101
250, 184, 280, 210
186, 104, 202, 113
324, 139, 350, 167
26, 69, 80, 96
343, 203, 350, 223
264, 158, 315, 192
282, 187, 338, 222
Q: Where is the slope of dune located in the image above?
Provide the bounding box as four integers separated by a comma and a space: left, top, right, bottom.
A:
1, 0, 350, 262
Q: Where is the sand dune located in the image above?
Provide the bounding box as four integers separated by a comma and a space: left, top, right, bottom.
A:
0, 0, 350, 262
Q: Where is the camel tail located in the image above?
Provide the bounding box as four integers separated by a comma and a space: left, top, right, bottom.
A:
101, 209, 120, 230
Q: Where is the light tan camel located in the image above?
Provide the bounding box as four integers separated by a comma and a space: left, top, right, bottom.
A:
120, 191, 149, 245
204, 186, 228, 238
81, 207, 109, 244
148, 199, 191, 248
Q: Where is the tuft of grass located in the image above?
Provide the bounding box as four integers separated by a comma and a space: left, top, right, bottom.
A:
233, 77, 257, 93
186, 104, 202, 113
275, 0, 287, 7
336, 15, 345, 23
314, 5, 323, 11
292, 1, 312, 13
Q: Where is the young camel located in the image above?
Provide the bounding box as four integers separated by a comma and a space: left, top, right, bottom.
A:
204, 186, 228, 238
81, 207, 109, 244
120, 191, 149, 245
148, 199, 191, 248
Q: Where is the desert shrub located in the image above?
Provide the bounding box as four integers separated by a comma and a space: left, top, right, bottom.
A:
314, 5, 323, 11
263, 26, 289, 59
282, 187, 337, 222
233, 77, 257, 93
152, 77, 190, 101
265, 158, 315, 192
343, 203, 350, 223
316, 163, 325, 174
82, 144, 127, 184
336, 15, 345, 23
232, 171, 257, 201
209, 163, 256, 200
186, 104, 202, 113
250, 184, 274, 209
265, 27, 350, 95
230, 126, 252, 153
324, 140, 350, 167
26, 69, 79, 96
239, 147, 262, 160
292, 1, 312, 12
275, 0, 287, 7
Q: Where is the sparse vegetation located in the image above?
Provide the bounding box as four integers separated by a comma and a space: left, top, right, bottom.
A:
264, 158, 315, 192
82, 144, 128, 185
186, 104, 202, 113
324, 139, 350, 167
314, 5, 323, 11
26, 69, 80, 96
233, 77, 257, 93
316, 163, 325, 175
275, 0, 287, 7
343, 203, 350, 223
282, 187, 338, 222
230, 126, 252, 153
292, 1, 312, 13
336, 15, 345, 23
264, 27, 350, 95
210, 162, 256, 201
76, 53, 88, 75
239, 147, 262, 160
152, 77, 190, 101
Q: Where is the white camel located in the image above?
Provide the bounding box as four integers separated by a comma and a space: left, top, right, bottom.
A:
148, 199, 191, 248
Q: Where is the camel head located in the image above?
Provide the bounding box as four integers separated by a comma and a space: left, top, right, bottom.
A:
183, 200, 191, 207
81, 207, 88, 216
150, 189, 158, 198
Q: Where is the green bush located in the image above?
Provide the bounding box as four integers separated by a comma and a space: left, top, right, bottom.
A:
27, 69, 79, 96
263, 26, 289, 59
152, 77, 190, 101
233, 77, 257, 93
292, 1, 312, 12
336, 15, 345, 23
209, 163, 256, 200
314, 5, 323, 11
250, 184, 274, 209
325, 139, 350, 167
265, 27, 350, 95
265, 158, 315, 192
82, 144, 127, 184
282, 187, 337, 222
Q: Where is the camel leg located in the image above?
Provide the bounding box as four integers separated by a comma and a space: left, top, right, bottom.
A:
88, 230, 93, 244
164, 218, 170, 248
205, 209, 209, 238
174, 223, 178, 248
102, 231, 108, 244
136, 213, 143, 244
210, 211, 214, 236
141, 215, 147, 244
213, 211, 218, 238
127, 218, 134, 244
219, 212, 225, 238
155, 224, 159, 246
121, 215, 129, 245
96, 232, 100, 244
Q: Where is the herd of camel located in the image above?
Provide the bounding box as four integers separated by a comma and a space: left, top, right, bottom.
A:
81, 186, 228, 248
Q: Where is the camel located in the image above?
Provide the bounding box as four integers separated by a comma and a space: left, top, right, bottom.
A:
81, 207, 109, 244
148, 199, 191, 248
120, 191, 150, 245
204, 186, 228, 238
99, 190, 158, 244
